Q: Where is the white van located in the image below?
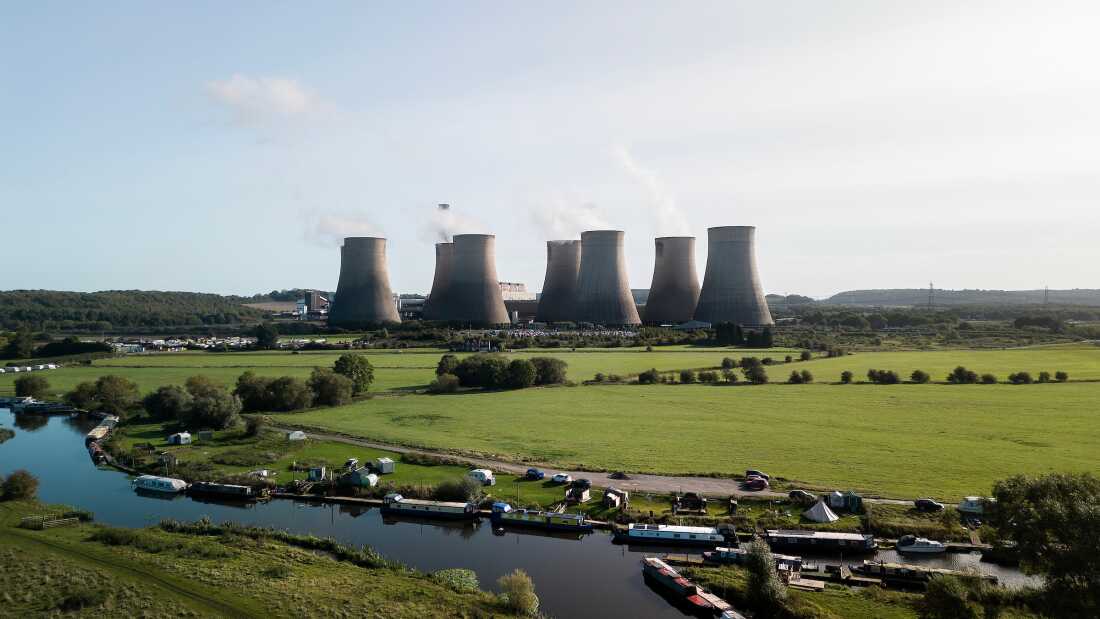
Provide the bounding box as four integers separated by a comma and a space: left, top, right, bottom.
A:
467, 468, 496, 486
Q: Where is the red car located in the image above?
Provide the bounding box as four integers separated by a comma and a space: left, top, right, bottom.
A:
743, 477, 769, 491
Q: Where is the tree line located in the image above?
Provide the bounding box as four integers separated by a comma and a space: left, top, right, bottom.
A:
0, 290, 265, 331
429, 353, 568, 393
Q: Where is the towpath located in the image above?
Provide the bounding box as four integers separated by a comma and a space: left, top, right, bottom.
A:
272, 426, 911, 505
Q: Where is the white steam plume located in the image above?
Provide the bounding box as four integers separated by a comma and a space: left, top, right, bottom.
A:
301, 210, 381, 247
614, 146, 691, 236
419, 203, 482, 243
529, 197, 611, 239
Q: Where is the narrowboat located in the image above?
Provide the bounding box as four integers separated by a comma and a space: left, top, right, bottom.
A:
490, 502, 593, 532
641, 557, 740, 617
703, 546, 804, 570
851, 560, 997, 588
189, 481, 262, 500
132, 475, 188, 494
380, 493, 478, 520
615, 523, 735, 547
764, 529, 877, 553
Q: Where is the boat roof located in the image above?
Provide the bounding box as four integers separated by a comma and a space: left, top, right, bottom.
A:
767, 529, 871, 541
631, 523, 720, 534
394, 497, 471, 508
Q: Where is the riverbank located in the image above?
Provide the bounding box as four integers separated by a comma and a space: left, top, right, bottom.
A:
0, 498, 523, 618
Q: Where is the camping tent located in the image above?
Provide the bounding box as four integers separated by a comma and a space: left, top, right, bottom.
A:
803, 500, 840, 523
287, 430, 307, 441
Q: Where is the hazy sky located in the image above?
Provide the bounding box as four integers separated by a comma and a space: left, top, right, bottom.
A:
3, 1, 1098, 298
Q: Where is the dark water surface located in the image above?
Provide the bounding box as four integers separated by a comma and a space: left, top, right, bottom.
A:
0, 410, 1033, 617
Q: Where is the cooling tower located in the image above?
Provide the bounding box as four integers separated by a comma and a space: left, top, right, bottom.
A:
535, 240, 581, 323
644, 236, 700, 324
693, 226, 774, 326
328, 237, 401, 326
574, 230, 641, 325
440, 234, 510, 325
421, 242, 454, 321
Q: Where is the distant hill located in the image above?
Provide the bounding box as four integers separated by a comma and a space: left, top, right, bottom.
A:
824, 289, 1100, 307
0, 290, 267, 331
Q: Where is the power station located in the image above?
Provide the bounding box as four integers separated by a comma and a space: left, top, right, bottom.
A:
574, 230, 641, 325
439, 234, 510, 325
643, 236, 700, 324
421, 242, 453, 321
328, 237, 401, 326
693, 226, 774, 326
535, 240, 581, 323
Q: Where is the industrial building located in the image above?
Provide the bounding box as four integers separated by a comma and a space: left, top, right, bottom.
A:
430, 234, 510, 325
574, 230, 641, 325
535, 240, 581, 323
693, 226, 774, 326
643, 236, 700, 324
327, 237, 401, 326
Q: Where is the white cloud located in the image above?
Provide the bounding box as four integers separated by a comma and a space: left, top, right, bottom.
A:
206, 74, 320, 123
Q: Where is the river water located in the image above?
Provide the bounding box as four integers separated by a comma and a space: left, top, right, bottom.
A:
0, 409, 1034, 617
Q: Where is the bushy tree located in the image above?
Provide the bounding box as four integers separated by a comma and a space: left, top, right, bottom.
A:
947, 366, 979, 384
745, 538, 786, 612
267, 376, 314, 411
743, 364, 768, 384
428, 373, 460, 394
477, 355, 510, 389
253, 322, 279, 349
184, 375, 221, 399
920, 576, 982, 619
799, 350, 813, 361
799, 369, 813, 384
637, 368, 660, 385
720, 357, 736, 370
788, 370, 804, 384
505, 359, 537, 389
529, 357, 568, 385
497, 569, 540, 617
433, 477, 483, 502
234, 371, 273, 412
2, 329, 34, 359
333, 353, 374, 394
840, 370, 853, 384
867, 369, 900, 385
1038, 371, 1052, 383
980, 373, 998, 384
244, 415, 266, 437
308, 368, 353, 406
990, 472, 1100, 615
1008, 371, 1034, 385
721, 368, 738, 383
64, 381, 99, 410
698, 371, 718, 383
679, 369, 696, 384
435, 354, 459, 376
593, 372, 605, 383
14, 375, 50, 399
910, 369, 931, 384
1055, 371, 1069, 382
186, 387, 242, 429
1, 469, 38, 501
142, 385, 193, 421
66, 375, 140, 417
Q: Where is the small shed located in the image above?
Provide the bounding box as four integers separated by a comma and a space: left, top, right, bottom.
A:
287, 430, 307, 442
825, 490, 863, 513
803, 500, 840, 523
308, 466, 327, 481
373, 457, 395, 474
566, 486, 590, 503
167, 432, 192, 445
604, 486, 630, 509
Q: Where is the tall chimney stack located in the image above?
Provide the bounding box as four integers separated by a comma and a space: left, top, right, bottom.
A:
644, 236, 700, 324
693, 226, 773, 326
535, 240, 581, 323
575, 230, 641, 325
328, 237, 400, 326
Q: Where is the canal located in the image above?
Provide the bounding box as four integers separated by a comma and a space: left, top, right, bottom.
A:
0, 409, 1034, 617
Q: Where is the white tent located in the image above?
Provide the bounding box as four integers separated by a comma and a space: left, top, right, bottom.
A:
803, 500, 840, 523
287, 430, 307, 441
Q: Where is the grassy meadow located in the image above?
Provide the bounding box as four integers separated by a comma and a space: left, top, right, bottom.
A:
3, 343, 1098, 499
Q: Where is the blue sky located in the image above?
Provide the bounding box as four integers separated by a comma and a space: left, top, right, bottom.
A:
3, 1, 1098, 297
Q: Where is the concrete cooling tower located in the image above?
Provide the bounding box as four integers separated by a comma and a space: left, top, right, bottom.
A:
574, 230, 641, 325
421, 242, 454, 321
693, 226, 774, 326
440, 234, 510, 325
644, 236, 700, 324
535, 240, 581, 323
328, 237, 400, 326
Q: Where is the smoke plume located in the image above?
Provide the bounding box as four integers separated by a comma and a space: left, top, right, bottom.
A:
529, 197, 611, 239
614, 146, 691, 236
420, 203, 482, 242
301, 210, 380, 247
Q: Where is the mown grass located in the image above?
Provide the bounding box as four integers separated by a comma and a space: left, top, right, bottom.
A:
278, 380, 1100, 499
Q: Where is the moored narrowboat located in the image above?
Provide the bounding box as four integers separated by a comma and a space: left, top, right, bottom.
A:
380, 493, 478, 520
490, 502, 593, 532
703, 546, 803, 570
764, 529, 877, 553
642, 557, 739, 616
851, 560, 997, 588
616, 523, 735, 547
189, 481, 263, 500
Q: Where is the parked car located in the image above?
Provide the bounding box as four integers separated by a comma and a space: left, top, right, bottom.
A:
525, 468, 545, 481
746, 469, 770, 480
914, 498, 945, 513
743, 477, 769, 491
551, 473, 573, 484
572, 478, 592, 490
789, 489, 815, 504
